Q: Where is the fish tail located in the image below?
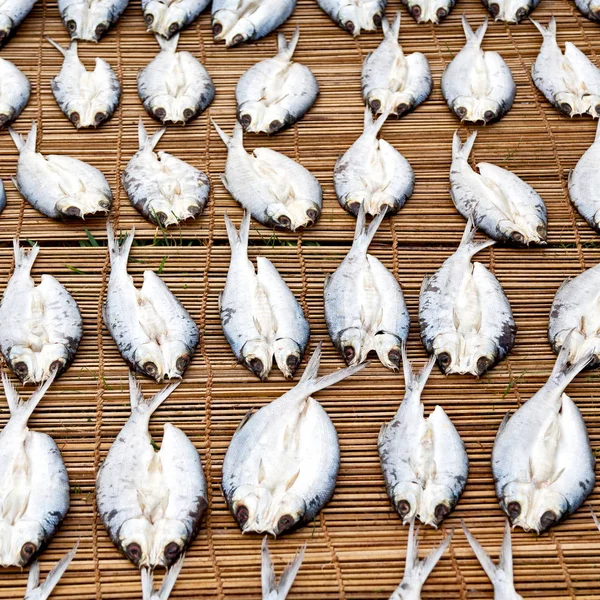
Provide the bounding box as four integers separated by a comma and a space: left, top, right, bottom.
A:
142, 554, 185, 600
462, 520, 503, 585
12, 238, 40, 274
156, 32, 179, 52
352, 203, 386, 253
458, 218, 495, 255
211, 118, 231, 147
261, 536, 306, 599
530, 16, 556, 38
2, 369, 56, 421
26, 542, 78, 600
402, 344, 435, 396
106, 221, 135, 268
278, 25, 300, 59
138, 117, 166, 151
224, 211, 250, 257
129, 371, 180, 414
452, 129, 477, 161
384, 10, 401, 40
45, 35, 68, 56
462, 14, 487, 45
363, 105, 389, 135
550, 330, 595, 384
8, 120, 36, 153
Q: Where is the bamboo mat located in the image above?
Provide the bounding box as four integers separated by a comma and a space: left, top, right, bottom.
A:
1, 0, 600, 597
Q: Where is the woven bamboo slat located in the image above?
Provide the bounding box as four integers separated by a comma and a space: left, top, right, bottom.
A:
1, 0, 600, 597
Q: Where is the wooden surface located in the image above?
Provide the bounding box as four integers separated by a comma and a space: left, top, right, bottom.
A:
1, 0, 600, 597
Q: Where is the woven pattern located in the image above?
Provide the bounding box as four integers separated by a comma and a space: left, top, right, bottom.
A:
1, 0, 600, 597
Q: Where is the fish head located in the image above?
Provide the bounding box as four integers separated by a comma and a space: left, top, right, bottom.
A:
553, 91, 585, 117
273, 338, 303, 379
0, 15, 13, 47
341, 191, 370, 217
149, 519, 188, 567
55, 190, 112, 220
366, 191, 399, 217
144, 1, 184, 38
145, 94, 199, 125
338, 327, 367, 366
373, 332, 402, 371
161, 341, 194, 379
583, 94, 600, 118
63, 97, 114, 129
264, 201, 314, 231
237, 101, 267, 133
390, 481, 422, 524
212, 10, 240, 43
61, 3, 112, 41
222, 17, 255, 47
552, 328, 587, 364
242, 339, 273, 381
7, 346, 37, 383
37, 343, 71, 382
267, 492, 307, 537
465, 337, 499, 377
134, 344, 166, 382
497, 216, 546, 246
0, 521, 45, 568
451, 96, 504, 124
432, 332, 461, 375
492, 0, 534, 22
0, 102, 15, 128
337, 4, 362, 35
419, 483, 459, 527
365, 89, 395, 117
405, 0, 453, 23
118, 517, 154, 567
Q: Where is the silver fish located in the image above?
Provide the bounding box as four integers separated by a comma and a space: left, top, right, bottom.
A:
221, 212, 309, 381
334, 108, 414, 217
482, 0, 539, 22
531, 17, 600, 118
379, 348, 468, 527
575, 0, 600, 21
0, 241, 82, 384
213, 120, 322, 230
451, 130, 547, 246
138, 34, 214, 125
362, 12, 431, 118
0, 0, 36, 47
222, 343, 364, 536
317, 0, 385, 35
97, 374, 207, 568
0, 57, 30, 128
388, 519, 453, 600
569, 120, 600, 232
212, 0, 296, 47
0, 372, 69, 568
462, 521, 523, 600
143, 0, 209, 38
402, 0, 454, 24
58, 0, 128, 41
123, 119, 209, 227
324, 206, 410, 370
104, 224, 199, 382
141, 554, 184, 600
492, 341, 595, 533
8, 121, 113, 220
441, 16, 515, 124
47, 38, 120, 129
236, 27, 318, 134
419, 220, 516, 377
23, 543, 78, 600
261, 537, 306, 600
548, 262, 600, 367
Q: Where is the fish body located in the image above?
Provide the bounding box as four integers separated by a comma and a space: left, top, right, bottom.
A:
576, 0, 600, 21
213, 120, 322, 230
123, 119, 209, 227
97, 375, 207, 569
212, 0, 296, 47
221, 212, 309, 381
143, 0, 210, 38
462, 521, 523, 600
222, 343, 364, 536
58, 0, 128, 41
569, 120, 600, 232
334, 109, 414, 217
261, 537, 306, 600
482, 0, 539, 22
8, 121, 112, 220
548, 261, 600, 367
138, 34, 214, 125
379, 349, 468, 527
317, 0, 386, 36
451, 131, 547, 245
402, 0, 454, 23
531, 17, 600, 118
0, 242, 82, 384
362, 12, 431, 118
492, 343, 596, 533
419, 220, 515, 376
389, 519, 452, 600
0, 58, 30, 128
324, 207, 410, 370
236, 27, 318, 134
47, 38, 120, 129
441, 16, 515, 124
103, 224, 199, 382
0, 0, 37, 47
0, 373, 69, 568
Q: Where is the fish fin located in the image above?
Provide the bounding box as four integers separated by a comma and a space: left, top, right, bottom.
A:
378, 422, 388, 444
323, 272, 332, 291
530, 16, 556, 38
496, 412, 511, 436
128, 371, 180, 414
590, 505, 600, 531
352, 203, 386, 252
45, 36, 69, 56
2, 369, 56, 420
363, 106, 389, 135
156, 32, 179, 52
158, 554, 185, 600
261, 537, 277, 597
385, 10, 401, 40
461, 520, 500, 582
10, 175, 21, 193
141, 567, 154, 600
550, 330, 595, 383
138, 117, 166, 151
211, 119, 230, 146
236, 408, 254, 432
106, 222, 135, 267
25, 559, 40, 594
278, 25, 300, 59
402, 344, 436, 396
275, 542, 307, 599
458, 217, 495, 255
452, 129, 477, 161
298, 342, 367, 395
12, 238, 40, 273
462, 14, 487, 45
224, 211, 250, 255
29, 542, 79, 600
8, 120, 37, 153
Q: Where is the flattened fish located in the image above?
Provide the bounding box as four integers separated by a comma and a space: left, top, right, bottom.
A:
123, 119, 209, 227
58, 0, 128, 41
317, 0, 386, 35
0, 0, 37, 47
236, 27, 318, 134
143, 0, 210, 38
0, 241, 82, 384
0, 57, 30, 128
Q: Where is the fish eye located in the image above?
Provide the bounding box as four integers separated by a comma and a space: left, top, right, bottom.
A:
126, 542, 142, 563
183, 108, 195, 120
536, 223, 547, 239
239, 114, 252, 128
20, 542, 37, 563
515, 6, 527, 20
268, 120, 282, 134
144, 13, 154, 25
489, 2, 500, 15
231, 33, 245, 46
484, 110, 496, 122
49, 359, 64, 373
345, 20, 355, 33
436, 7, 448, 19
143, 361, 158, 377
342, 345, 356, 363
305, 209, 318, 224
247, 357, 264, 377
236, 505, 249, 526
13, 361, 28, 378
70, 111, 80, 125
99, 198, 111, 209
94, 112, 107, 126
560, 102, 572, 115
455, 106, 467, 119
153, 107, 167, 121
168, 22, 179, 35
397, 500, 411, 516
396, 103, 410, 115
510, 231, 525, 245
370, 99, 381, 113
164, 542, 180, 561
540, 510, 557, 531
594, 103, 600, 117
95, 22, 107, 39
387, 348, 401, 368
63, 206, 82, 218
437, 352, 452, 368
410, 5, 422, 18
347, 201, 361, 215
67, 19, 77, 33
434, 503, 450, 522
476, 356, 492, 375
176, 355, 189, 372
276, 514, 295, 535
277, 215, 291, 228
507, 501, 521, 519
212, 22, 223, 36
373, 13, 382, 27
286, 354, 300, 373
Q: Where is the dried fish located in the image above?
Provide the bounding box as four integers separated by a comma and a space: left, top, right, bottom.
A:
402, 0, 455, 24
0, 0, 37, 47
482, 0, 539, 22
143, 0, 209, 38
317, 0, 386, 35
58, 0, 128, 41
0, 57, 30, 128
575, 0, 600, 21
